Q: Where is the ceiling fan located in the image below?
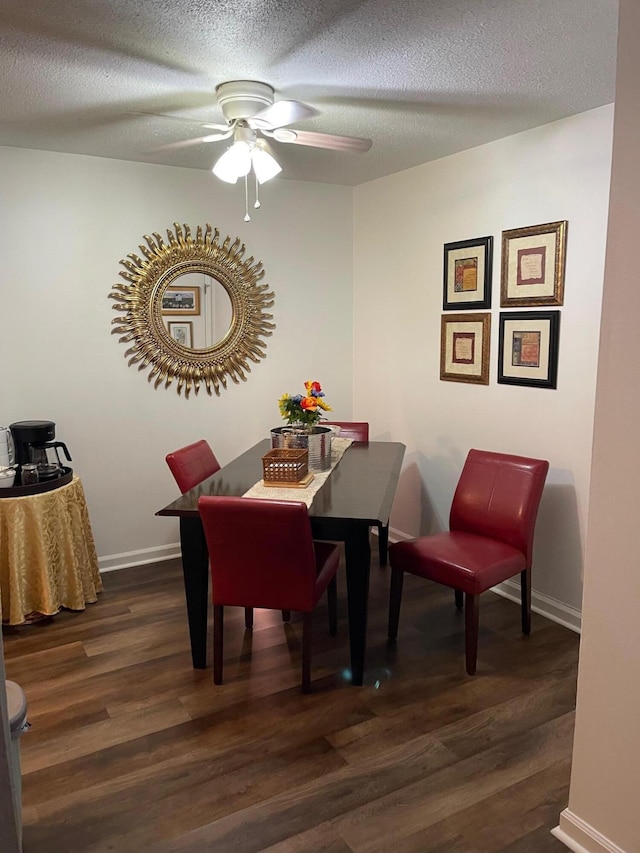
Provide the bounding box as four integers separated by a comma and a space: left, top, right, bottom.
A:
156, 79, 373, 158
149, 80, 372, 220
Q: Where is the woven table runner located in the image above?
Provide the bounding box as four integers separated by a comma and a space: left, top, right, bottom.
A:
242, 437, 353, 507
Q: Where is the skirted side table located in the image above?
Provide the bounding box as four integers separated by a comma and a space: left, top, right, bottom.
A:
0, 477, 102, 625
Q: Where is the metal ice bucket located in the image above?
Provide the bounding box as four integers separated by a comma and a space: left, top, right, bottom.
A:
270, 426, 333, 471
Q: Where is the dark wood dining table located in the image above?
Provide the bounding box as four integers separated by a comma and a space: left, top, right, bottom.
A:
156, 438, 405, 685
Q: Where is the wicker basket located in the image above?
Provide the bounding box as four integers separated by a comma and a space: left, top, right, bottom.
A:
262, 448, 309, 483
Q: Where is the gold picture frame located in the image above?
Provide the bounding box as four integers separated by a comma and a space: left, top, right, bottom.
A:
440, 312, 491, 385
161, 285, 200, 315
500, 220, 567, 307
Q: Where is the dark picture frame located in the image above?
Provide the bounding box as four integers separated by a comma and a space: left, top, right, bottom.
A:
443, 236, 493, 310
498, 310, 560, 388
440, 312, 491, 385
161, 285, 201, 316
500, 220, 567, 307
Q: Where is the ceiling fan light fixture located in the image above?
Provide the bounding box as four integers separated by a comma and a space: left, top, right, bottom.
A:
251, 145, 282, 184
212, 141, 252, 183
272, 128, 298, 143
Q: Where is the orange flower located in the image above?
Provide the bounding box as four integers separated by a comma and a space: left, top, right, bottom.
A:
279, 380, 331, 427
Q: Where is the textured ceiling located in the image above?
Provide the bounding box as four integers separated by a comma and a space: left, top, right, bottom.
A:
0, 0, 619, 186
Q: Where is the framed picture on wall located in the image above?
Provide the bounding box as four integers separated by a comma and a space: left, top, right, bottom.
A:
443, 235, 493, 310
167, 321, 193, 348
497, 310, 560, 388
440, 312, 491, 385
500, 220, 567, 307
161, 285, 201, 315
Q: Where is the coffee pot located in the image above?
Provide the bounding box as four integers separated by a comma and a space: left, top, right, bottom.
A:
9, 420, 73, 483
28, 442, 72, 480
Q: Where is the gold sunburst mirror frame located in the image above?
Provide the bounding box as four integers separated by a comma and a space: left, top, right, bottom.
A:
109, 222, 275, 398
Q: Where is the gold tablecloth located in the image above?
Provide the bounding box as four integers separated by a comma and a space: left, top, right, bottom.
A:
0, 476, 102, 625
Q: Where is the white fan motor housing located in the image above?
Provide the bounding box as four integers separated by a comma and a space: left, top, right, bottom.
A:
215, 80, 275, 122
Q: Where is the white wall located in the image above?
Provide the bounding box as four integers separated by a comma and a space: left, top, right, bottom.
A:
0, 106, 614, 619
554, 2, 640, 850
353, 105, 614, 620
0, 148, 353, 566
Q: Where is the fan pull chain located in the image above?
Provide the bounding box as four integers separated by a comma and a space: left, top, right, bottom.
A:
244, 174, 251, 222
254, 174, 261, 209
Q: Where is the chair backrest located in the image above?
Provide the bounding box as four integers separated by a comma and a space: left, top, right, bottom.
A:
324, 421, 369, 441
166, 440, 221, 494
198, 496, 319, 612
449, 449, 549, 566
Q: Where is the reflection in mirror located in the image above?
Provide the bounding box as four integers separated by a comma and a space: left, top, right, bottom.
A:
162, 273, 233, 350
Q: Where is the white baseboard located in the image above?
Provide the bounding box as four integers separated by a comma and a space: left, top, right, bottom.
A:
101, 533, 581, 635
386, 526, 582, 634
98, 543, 181, 573
492, 578, 581, 634
552, 809, 628, 853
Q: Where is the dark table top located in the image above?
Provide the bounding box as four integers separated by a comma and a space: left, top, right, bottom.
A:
156, 439, 405, 526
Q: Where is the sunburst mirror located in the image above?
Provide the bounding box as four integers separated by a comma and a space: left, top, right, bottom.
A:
109, 223, 275, 398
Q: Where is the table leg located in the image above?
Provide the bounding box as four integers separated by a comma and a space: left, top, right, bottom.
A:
179, 516, 209, 669
343, 524, 371, 686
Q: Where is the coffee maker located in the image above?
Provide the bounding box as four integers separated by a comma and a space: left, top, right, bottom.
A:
9, 420, 72, 482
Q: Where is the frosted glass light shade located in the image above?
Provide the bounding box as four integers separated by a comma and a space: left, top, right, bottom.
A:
212, 141, 252, 183
251, 147, 282, 184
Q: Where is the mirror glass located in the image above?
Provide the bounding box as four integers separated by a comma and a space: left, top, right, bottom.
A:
161, 273, 233, 351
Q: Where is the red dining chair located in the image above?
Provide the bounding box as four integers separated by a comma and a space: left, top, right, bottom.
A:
388, 449, 549, 675
165, 440, 221, 494
324, 421, 369, 442
166, 440, 260, 627
198, 495, 340, 693
325, 421, 390, 568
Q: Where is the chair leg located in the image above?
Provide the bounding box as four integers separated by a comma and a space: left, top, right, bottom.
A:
388, 568, 404, 639
464, 593, 479, 675
378, 522, 389, 566
281, 610, 291, 623
521, 567, 532, 635
455, 589, 463, 609
327, 576, 337, 636
244, 607, 253, 629
213, 604, 224, 685
301, 612, 313, 693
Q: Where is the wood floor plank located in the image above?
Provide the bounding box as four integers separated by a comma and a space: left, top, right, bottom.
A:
161, 712, 574, 853
381, 760, 571, 852
334, 715, 576, 852
2, 542, 579, 853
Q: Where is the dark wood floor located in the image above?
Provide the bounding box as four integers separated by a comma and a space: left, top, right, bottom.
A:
2, 542, 578, 853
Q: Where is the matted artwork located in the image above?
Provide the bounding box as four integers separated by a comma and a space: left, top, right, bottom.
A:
167, 321, 193, 348
500, 220, 567, 307
443, 236, 493, 310
161, 285, 201, 315
498, 311, 560, 388
440, 313, 491, 385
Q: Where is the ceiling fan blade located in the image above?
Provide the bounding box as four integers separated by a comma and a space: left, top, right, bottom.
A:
272, 128, 372, 152
152, 129, 233, 152
129, 111, 231, 133
248, 100, 318, 130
